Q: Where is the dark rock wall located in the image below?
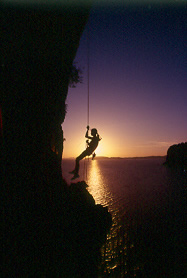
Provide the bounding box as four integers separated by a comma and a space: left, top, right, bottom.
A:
1, 4, 91, 184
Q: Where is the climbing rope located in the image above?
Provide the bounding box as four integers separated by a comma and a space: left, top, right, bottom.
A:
84, 25, 90, 181
87, 24, 90, 127
83, 154, 88, 180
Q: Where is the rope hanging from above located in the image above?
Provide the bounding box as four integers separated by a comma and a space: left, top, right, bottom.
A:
87, 24, 90, 127
83, 25, 90, 181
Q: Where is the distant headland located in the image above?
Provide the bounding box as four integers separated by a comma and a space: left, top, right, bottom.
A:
164, 142, 187, 170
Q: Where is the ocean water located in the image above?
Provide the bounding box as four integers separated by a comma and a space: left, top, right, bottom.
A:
62, 157, 186, 277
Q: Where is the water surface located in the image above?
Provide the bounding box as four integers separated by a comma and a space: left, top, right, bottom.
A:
62, 157, 186, 277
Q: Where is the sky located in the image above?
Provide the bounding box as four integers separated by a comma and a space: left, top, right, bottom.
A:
62, 1, 186, 158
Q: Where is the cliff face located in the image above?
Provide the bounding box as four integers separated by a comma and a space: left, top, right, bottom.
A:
1, 4, 90, 177
2, 3, 112, 277
164, 142, 187, 170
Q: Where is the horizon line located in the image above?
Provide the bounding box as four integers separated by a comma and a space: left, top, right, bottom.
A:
62, 155, 167, 159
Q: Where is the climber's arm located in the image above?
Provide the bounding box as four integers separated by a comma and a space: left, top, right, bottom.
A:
85, 126, 92, 139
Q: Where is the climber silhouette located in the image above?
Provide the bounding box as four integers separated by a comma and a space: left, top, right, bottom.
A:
70, 126, 101, 179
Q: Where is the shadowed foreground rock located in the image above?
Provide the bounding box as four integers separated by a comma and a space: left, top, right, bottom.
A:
3, 178, 112, 277
61, 181, 112, 277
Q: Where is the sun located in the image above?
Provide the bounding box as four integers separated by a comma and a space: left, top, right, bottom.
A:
95, 144, 103, 156
95, 140, 110, 157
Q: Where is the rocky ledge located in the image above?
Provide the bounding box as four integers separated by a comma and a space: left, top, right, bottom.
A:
61, 180, 112, 277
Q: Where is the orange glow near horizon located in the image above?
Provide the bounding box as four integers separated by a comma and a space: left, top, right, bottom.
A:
62, 130, 172, 159
62, 96, 183, 159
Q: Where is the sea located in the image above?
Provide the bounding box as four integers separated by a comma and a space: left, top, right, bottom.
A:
62, 157, 186, 277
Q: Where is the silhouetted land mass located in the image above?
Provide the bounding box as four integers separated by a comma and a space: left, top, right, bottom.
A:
1, 3, 112, 277
164, 142, 187, 170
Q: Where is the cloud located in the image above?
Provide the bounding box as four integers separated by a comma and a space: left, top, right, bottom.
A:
147, 141, 176, 147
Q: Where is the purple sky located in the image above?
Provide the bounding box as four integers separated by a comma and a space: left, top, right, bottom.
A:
63, 2, 186, 158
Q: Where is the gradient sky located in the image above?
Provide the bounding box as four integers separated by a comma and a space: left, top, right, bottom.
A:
62, 2, 186, 158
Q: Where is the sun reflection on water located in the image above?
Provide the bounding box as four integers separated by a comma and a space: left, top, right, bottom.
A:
86, 159, 113, 207
86, 159, 139, 277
